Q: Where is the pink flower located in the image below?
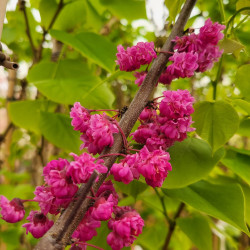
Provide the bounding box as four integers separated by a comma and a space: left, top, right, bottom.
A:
48, 169, 78, 199
81, 113, 119, 155
196, 44, 223, 72
159, 89, 195, 119
91, 195, 115, 221
43, 158, 69, 183
146, 136, 174, 152
116, 42, 157, 72
107, 207, 144, 250
111, 154, 140, 184
173, 33, 202, 53
0, 196, 25, 223
132, 123, 158, 145
134, 71, 147, 86
34, 186, 59, 215
199, 18, 225, 46
22, 211, 54, 238
107, 232, 134, 250
72, 212, 101, 242
139, 106, 157, 122
168, 52, 198, 78
70, 102, 90, 133
160, 116, 195, 141
138, 146, 172, 187
158, 68, 176, 85
96, 180, 118, 201
91, 180, 119, 221
67, 153, 107, 184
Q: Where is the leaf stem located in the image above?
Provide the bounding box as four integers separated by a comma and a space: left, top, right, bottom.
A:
212, 54, 224, 100
225, 7, 250, 36
154, 188, 173, 224
218, 0, 226, 23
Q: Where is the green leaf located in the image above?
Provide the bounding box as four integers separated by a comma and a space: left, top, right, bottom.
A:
241, 185, 250, 225
232, 99, 250, 115
115, 180, 148, 199
163, 180, 249, 234
162, 138, 224, 189
8, 100, 53, 133
165, 0, 185, 23
238, 117, 250, 137
177, 216, 212, 250
27, 60, 115, 109
99, 0, 146, 21
39, 0, 58, 29
236, 0, 250, 14
39, 112, 81, 153
235, 64, 250, 100
219, 38, 244, 54
53, 1, 87, 31
192, 101, 240, 152
221, 148, 250, 185
50, 30, 117, 72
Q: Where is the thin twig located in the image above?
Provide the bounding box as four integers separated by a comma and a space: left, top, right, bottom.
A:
36, 0, 65, 62
35, 1, 197, 249
19, 0, 37, 58
154, 188, 173, 224
162, 203, 185, 250
0, 123, 13, 145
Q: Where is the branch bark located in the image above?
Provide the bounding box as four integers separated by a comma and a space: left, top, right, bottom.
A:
35, 1, 197, 249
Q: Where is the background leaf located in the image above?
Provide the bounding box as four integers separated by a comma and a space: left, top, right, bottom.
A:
163, 180, 249, 234
27, 60, 115, 109
221, 147, 250, 184
162, 138, 224, 189
8, 100, 53, 134
177, 216, 212, 250
50, 30, 117, 72
39, 112, 81, 153
192, 101, 240, 152
235, 64, 250, 100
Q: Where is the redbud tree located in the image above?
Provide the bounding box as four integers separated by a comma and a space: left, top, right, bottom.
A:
0, 0, 250, 249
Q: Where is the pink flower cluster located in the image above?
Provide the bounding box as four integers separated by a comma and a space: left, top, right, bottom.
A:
70, 102, 119, 155
116, 18, 225, 86
111, 146, 172, 188
116, 42, 157, 72
132, 89, 195, 151
107, 206, 144, 250
173, 18, 225, 73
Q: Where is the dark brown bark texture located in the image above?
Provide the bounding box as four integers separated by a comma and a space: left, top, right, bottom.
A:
35, 1, 197, 249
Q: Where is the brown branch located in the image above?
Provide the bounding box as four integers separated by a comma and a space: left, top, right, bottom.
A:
18, 0, 37, 58
35, 1, 197, 249
36, 0, 64, 62
162, 203, 185, 250
0, 123, 13, 145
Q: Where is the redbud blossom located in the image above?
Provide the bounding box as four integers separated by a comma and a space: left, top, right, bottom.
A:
67, 153, 107, 184
107, 207, 144, 250
111, 154, 140, 184
80, 113, 119, 155
22, 211, 54, 238
0, 196, 25, 223
138, 146, 172, 187
116, 42, 157, 72
72, 212, 101, 242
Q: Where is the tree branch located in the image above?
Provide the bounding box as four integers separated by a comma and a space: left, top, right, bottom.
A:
162, 203, 185, 250
35, 1, 197, 249
19, 0, 37, 58
0, 123, 13, 145
36, 0, 64, 62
